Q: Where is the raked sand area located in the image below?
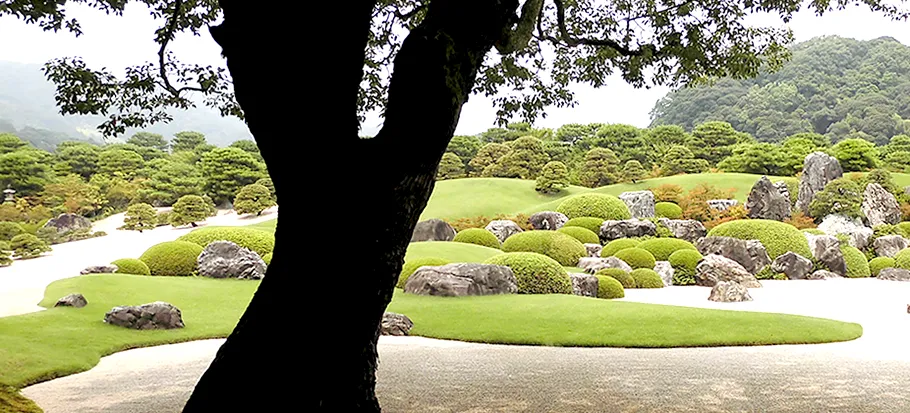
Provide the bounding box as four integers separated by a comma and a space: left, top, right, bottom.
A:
21, 278, 910, 413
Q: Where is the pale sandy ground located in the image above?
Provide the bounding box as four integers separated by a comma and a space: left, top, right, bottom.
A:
23, 277, 910, 412
0, 206, 277, 318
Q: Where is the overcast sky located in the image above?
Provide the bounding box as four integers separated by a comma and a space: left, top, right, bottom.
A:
1, 2, 908, 137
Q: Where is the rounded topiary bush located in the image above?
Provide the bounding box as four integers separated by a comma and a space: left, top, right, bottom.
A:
600, 238, 640, 257
668, 249, 703, 271
562, 217, 604, 234
708, 219, 811, 259
869, 256, 896, 277
0, 221, 25, 241
177, 227, 274, 256
613, 247, 656, 270
111, 258, 151, 276
501, 230, 587, 266
630, 268, 664, 288
484, 252, 572, 294
637, 238, 697, 261
595, 267, 635, 288
139, 240, 204, 276
655, 202, 683, 219
841, 245, 871, 278
895, 248, 910, 270
557, 226, 600, 245
453, 228, 501, 249
897, 222, 910, 237
397, 257, 451, 288
594, 275, 625, 299
262, 252, 272, 265
556, 194, 631, 220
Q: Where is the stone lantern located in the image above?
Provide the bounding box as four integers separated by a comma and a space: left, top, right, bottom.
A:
2, 186, 14, 203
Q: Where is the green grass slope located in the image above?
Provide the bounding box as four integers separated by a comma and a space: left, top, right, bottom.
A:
420, 178, 588, 220
405, 241, 502, 263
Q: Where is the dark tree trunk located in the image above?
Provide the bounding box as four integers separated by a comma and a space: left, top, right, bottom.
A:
183, 1, 518, 411
190, 222, 197, 228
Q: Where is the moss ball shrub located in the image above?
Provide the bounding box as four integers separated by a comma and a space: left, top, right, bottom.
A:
613, 247, 656, 270
637, 238, 697, 261
869, 257, 896, 277
655, 202, 683, 219
177, 227, 274, 256
600, 238, 641, 257
139, 241, 204, 276
453, 228, 501, 249
595, 268, 635, 288
668, 249, 703, 272
594, 275, 625, 299
897, 222, 910, 237
630, 268, 664, 288
895, 248, 910, 270
262, 252, 272, 265
562, 217, 604, 234
110, 258, 151, 276
501, 230, 587, 266
708, 219, 811, 259
397, 257, 451, 288
557, 226, 600, 245
841, 245, 871, 278
672, 268, 696, 286
556, 194, 631, 220
0, 222, 25, 241
484, 252, 572, 294
801, 228, 825, 236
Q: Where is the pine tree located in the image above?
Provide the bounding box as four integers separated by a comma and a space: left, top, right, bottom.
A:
535, 161, 570, 193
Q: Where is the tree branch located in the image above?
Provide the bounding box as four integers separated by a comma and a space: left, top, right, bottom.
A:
495, 0, 544, 54
157, 0, 205, 95
547, 0, 644, 55
623, 0, 696, 23
394, 3, 427, 20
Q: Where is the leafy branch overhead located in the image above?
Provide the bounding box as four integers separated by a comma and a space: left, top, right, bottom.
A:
4, 0, 909, 136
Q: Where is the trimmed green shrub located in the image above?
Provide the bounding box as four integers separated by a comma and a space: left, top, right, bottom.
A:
898, 222, 910, 237
708, 219, 811, 259
755, 265, 787, 280
557, 226, 600, 245
869, 257, 896, 277
169, 195, 212, 227
600, 238, 640, 257
178, 227, 275, 256
594, 275, 625, 299
0, 222, 25, 241
672, 267, 696, 286
453, 228, 501, 249
637, 238, 697, 261
121, 203, 157, 232
139, 240, 204, 276
562, 217, 604, 234
484, 252, 572, 294
801, 228, 825, 236
0, 241, 11, 266
501, 230, 587, 266
398, 257, 451, 288
668, 249, 703, 272
11, 233, 50, 259
262, 252, 272, 265
111, 258, 151, 276
895, 248, 910, 270
841, 245, 871, 278
155, 210, 172, 227
630, 268, 664, 288
613, 247, 656, 270
595, 267, 635, 288
556, 194, 631, 220
655, 202, 683, 219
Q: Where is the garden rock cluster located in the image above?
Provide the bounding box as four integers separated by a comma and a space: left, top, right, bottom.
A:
411, 219, 456, 242
80, 264, 118, 275
796, 151, 843, 214
529, 211, 568, 230
807, 270, 842, 280
696, 254, 761, 289
103, 301, 184, 330
196, 241, 267, 280
818, 215, 873, 249
584, 243, 603, 257
804, 233, 847, 276
874, 236, 910, 258
44, 213, 92, 234
771, 252, 814, 280
599, 219, 656, 241
696, 236, 770, 275
380, 312, 413, 336
404, 263, 518, 297
658, 218, 706, 243
746, 176, 791, 221
55, 293, 87, 308
878, 268, 910, 282
862, 183, 901, 226
654, 261, 674, 287
485, 220, 523, 243
619, 191, 655, 219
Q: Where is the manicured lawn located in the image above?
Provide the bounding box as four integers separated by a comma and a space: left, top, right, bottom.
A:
0, 386, 41, 413
387, 290, 863, 347
421, 178, 589, 220
405, 241, 502, 263
245, 219, 277, 232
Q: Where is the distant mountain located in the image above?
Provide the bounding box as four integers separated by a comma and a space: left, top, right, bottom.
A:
0, 60, 253, 150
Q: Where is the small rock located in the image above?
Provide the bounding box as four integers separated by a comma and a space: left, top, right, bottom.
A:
80, 265, 118, 275
577, 257, 632, 274
485, 220, 524, 243
657, 218, 707, 243
873, 235, 910, 258
380, 312, 413, 336
584, 243, 603, 258
599, 219, 656, 242
807, 270, 842, 280
619, 191, 655, 219
796, 152, 843, 214
862, 183, 901, 226
197, 241, 266, 280
696, 236, 771, 275
411, 219, 456, 242
569, 273, 598, 297
805, 233, 847, 276
654, 261, 674, 287
404, 263, 517, 296
103, 302, 184, 330
707, 199, 738, 212
528, 211, 568, 230
878, 268, 910, 282
818, 214, 873, 250
696, 254, 762, 288
708, 281, 753, 302
55, 293, 87, 308
771, 252, 814, 280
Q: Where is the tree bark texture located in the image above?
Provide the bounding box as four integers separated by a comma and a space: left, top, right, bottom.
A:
183, 1, 518, 411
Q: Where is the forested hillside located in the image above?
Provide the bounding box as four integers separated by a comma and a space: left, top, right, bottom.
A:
650, 36, 910, 145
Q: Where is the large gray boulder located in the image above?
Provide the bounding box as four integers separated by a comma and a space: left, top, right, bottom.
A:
44, 213, 92, 234
658, 218, 707, 243
746, 176, 791, 221
654, 261, 674, 287
708, 281, 753, 302
771, 252, 814, 280
80, 264, 118, 275
599, 219, 656, 242
805, 234, 847, 276
774, 181, 791, 202
411, 219, 456, 242
584, 243, 603, 258
577, 257, 632, 274
874, 235, 910, 258
197, 241, 266, 280
878, 268, 910, 282
55, 293, 87, 308
380, 312, 413, 336
529, 211, 568, 230
796, 152, 843, 214
104, 301, 184, 330
569, 273, 598, 297
696, 236, 771, 275
619, 191, 655, 219
696, 254, 762, 288
818, 215, 873, 250
862, 183, 901, 226
404, 263, 517, 297
707, 199, 738, 212
485, 220, 523, 243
